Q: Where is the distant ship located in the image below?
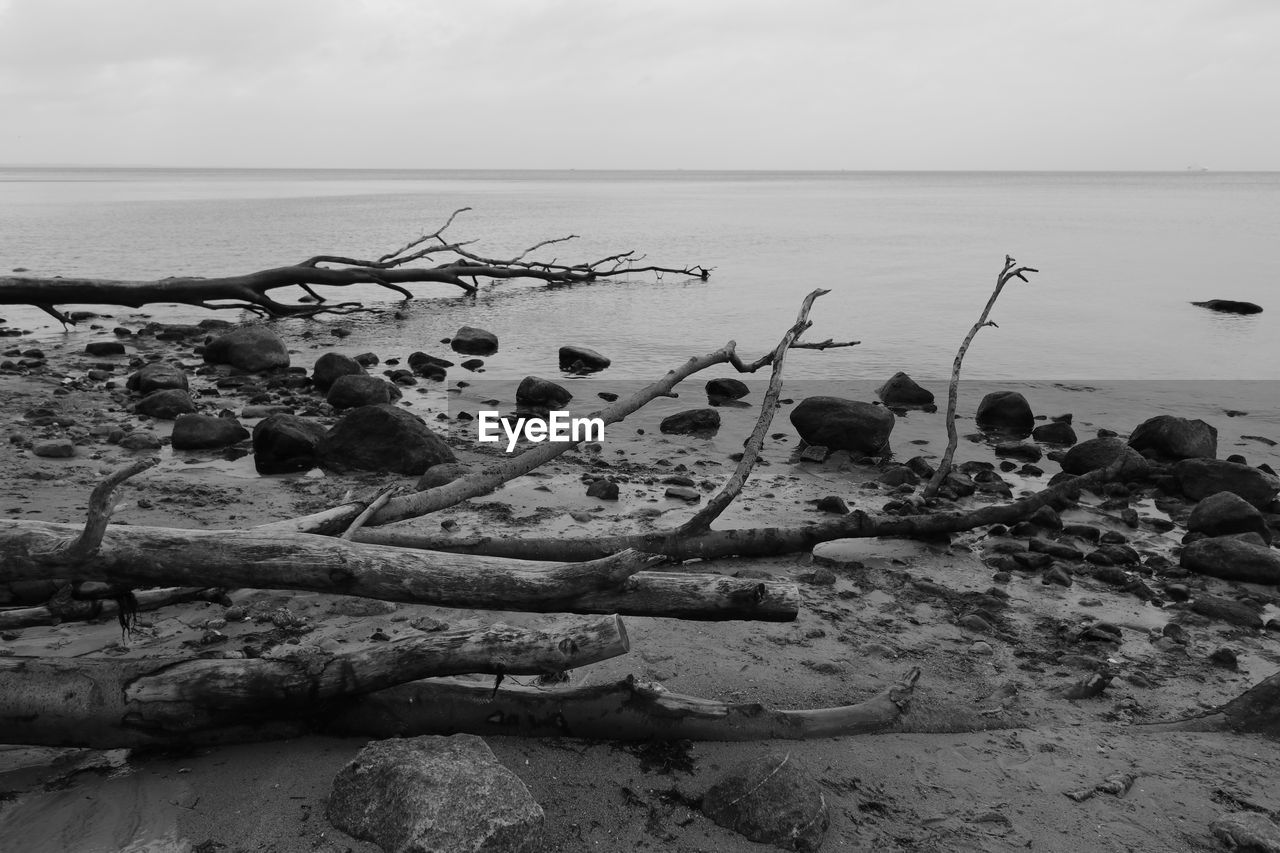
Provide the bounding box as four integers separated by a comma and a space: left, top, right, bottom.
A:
1185, 164, 1209, 172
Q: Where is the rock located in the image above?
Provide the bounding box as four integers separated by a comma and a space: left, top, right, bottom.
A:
202, 325, 290, 372
702, 752, 828, 851
1128, 415, 1217, 460
32, 439, 74, 458
815, 495, 849, 514
1190, 595, 1264, 629
558, 345, 610, 372
877, 371, 934, 406
1174, 459, 1279, 509
407, 352, 453, 378
975, 391, 1034, 434
666, 485, 702, 502
319, 404, 456, 475
1032, 421, 1077, 446
515, 376, 572, 409
706, 377, 750, 401
171, 414, 250, 450
1060, 437, 1148, 477
878, 466, 918, 487
135, 389, 197, 419
450, 325, 499, 356
311, 352, 366, 392
85, 341, 126, 357
1192, 299, 1264, 315
326, 374, 402, 410
1211, 812, 1280, 852
416, 462, 470, 490
126, 363, 189, 394
1181, 536, 1280, 584
326, 734, 543, 853
660, 408, 721, 436
253, 414, 328, 474
790, 396, 894, 455
119, 431, 162, 451
1187, 491, 1272, 543
586, 479, 620, 500
354, 352, 380, 366
995, 442, 1042, 463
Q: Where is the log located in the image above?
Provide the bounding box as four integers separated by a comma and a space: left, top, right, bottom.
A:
1141, 671, 1280, 737
0, 586, 225, 630
0, 615, 629, 748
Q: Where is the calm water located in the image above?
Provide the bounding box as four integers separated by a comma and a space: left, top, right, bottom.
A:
2, 167, 1277, 383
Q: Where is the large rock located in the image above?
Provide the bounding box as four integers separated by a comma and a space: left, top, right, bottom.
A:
706, 377, 750, 401
559, 345, 610, 373
319, 404, 456, 475
975, 391, 1034, 434
660, 408, 721, 436
327, 374, 402, 410
135, 389, 197, 419
789, 397, 894, 455
312, 352, 366, 392
326, 735, 543, 853
1128, 415, 1217, 460
877, 371, 934, 406
202, 325, 290, 372
171, 414, 250, 450
450, 326, 499, 356
1181, 536, 1280, 584
1174, 459, 1279, 509
1032, 421, 1077, 446
253, 414, 328, 474
515, 376, 572, 409
701, 752, 829, 851
126, 363, 188, 394
1192, 299, 1264, 315
1187, 491, 1272, 543
1060, 437, 1147, 478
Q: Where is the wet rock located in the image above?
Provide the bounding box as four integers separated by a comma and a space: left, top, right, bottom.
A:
171, 414, 250, 450
1032, 420, 1077, 445
790, 396, 894, 455
706, 377, 750, 401
354, 352, 380, 366
1212, 812, 1280, 852
975, 391, 1034, 434
877, 371, 934, 406
85, 340, 126, 357
135, 388, 197, 419
516, 376, 572, 409
1187, 491, 1272, 543
585, 479, 619, 500
906, 456, 936, 479
1192, 595, 1264, 628
815, 495, 849, 514
660, 408, 721, 436
119, 431, 163, 451
416, 462, 470, 490
1129, 414, 1217, 460
666, 485, 702, 502
1192, 299, 1264, 315
311, 352, 366, 392
32, 439, 75, 458
995, 442, 1042, 463
1060, 437, 1148, 477
938, 471, 977, 500
1087, 544, 1140, 565
878, 466, 918, 487
701, 752, 828, 852
460, 358, 484, 371
558, 345, 610, 372
319, 405, 455, 475
326, 734, 543, 853
202, 324, 290, 372
1174, 459, 1279, 509
253, 414, 327, 474
1029, 538, 1083, 561
326, 374, 402, 410
1181, 536, 1280, 584
450, 325, 499, 356
1042, 565, 1073, 587
407, 351, 453, 378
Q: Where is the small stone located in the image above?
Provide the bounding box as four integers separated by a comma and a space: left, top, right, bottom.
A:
586, 479, 620, 500
665, 485, 701, 502
32, 439, 75, 458
814, 495, 849, 514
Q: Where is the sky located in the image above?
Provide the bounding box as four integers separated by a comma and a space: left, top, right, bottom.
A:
0, 0, 1277, 171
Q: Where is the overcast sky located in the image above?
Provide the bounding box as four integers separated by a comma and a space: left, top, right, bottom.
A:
1, 0, 1276, 170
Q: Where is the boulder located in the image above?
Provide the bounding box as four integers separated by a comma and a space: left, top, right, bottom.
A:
252, 414, 328, 474
326, 374, 402, 410
706, 377, 750, 401
515, 376, 573, 409
1211, 812, 1280, 852
995, 442, 1042, 463
126, 363, 189, 394
450, 326, 499, 356
416, 461, 470, 490
1128, 415, 1217, 460
119, 431, 163, 451
408, 352, 453, 373
171, 414, 250, 450
1187, 491, 1272, 543
789, 397, 894, 455
558, 345, 610, 372
319, 404, 456, 475
326, 735, 543, 853
1192, 299, 1263, 315
1032, 421, 1077, 446
975, 391, 1034, 434
701, 752, 829, 851
1181, 536, 1280, 584
202, 325, 290, 372
135, 389, 197, 419
311, 352, 366, 392
586, 479, 620, 500
1174, 459, 1279, 509
877, 371, 934, 406
32, 440, 75, 459
660, 408, 721, 436
1060, 437, 1147, 478
85, 341, 126, 357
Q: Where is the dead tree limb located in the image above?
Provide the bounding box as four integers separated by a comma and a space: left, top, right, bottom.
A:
922, 256, 1038, 500
1140, 671, 1280, 737
0, 587, 225, 630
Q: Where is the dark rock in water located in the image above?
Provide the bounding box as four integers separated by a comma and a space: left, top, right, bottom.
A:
253, 414, 327, 474
85, 341, 125, 357
1032, 420, 1078, 446
135, 389, 197, 419
171, 414, 250, 450
450, 325, 499, 356
1129, 415, 1217, 460
586, 479, 620, 500
1191, 595, 1264, 629
701, 751, 828, 852
1192, 299, 1263, 315
558, 345, 610, 372
416, 461, 469, 490
408, 351, 454, 372
326, 734, 543, 853
790, 397, 894, 454
516, 376, 573, 409
119, 431, 162, 451
1174, 458, 1279, 509
660, 408, 721, 435
1188, 491, 1272, 543
1060, 437, 1148, 477
127, 363, 189, 394
938, 471, 976, 500
311, 352, 365, 392
353, 352, 380, 366
1181, 536, 1280, 584
202, 324, 290, 372
906, 456, 936, 479
995, 442, 1042, 463
706, 377, 750, 401
975, 391, 1034, 435
877, 371, 934, 406
32, 439, 75, 458
320, 404, 456, 475
461, 358, 484, 371
326, 374, 402, 410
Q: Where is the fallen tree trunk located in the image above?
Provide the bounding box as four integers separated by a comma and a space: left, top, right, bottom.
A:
1141, 671, 1280, 737
0, 616, 629, 748
0, 586, 225, 630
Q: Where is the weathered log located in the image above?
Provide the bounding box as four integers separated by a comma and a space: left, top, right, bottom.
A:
0, 616, 629, 748
0, 586, 225, 630
1141, 671, 1280, 737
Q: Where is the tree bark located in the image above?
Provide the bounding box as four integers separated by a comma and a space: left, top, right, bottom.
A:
1141, 671, 1280, 737
0, 586, 225, 630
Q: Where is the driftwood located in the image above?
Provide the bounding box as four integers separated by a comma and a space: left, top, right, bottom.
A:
1142, 671, 1280, 737
0, 208, 710, 323
0, 586, 226, 630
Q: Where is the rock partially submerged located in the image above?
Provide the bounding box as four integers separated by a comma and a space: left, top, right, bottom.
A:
976, 391, 1034, 434
450, 325, 499, 356
171, 414, 250, 450
660, 408, 721, 436
559, 345, 610, 373
516, 376, 572, 409
202, 324, 290, 373
253, 414, 328, 474
319, 404, 456, 475
1192, 299, 1263, 315
877, 371, 934, 407
790, 397, 894, 455
1129, 415, 1217, 461
706, 377, 750, 401
1059, 437, 1147, 477
311, 352, 366, 392
135, 389, 197, 419
126, 363, 188, 394
326, 374, 402, 410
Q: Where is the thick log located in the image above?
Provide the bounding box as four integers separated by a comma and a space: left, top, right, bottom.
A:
0, 616, 628, 748
0, 586, 225, 630
1141, 671, 1280, 737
